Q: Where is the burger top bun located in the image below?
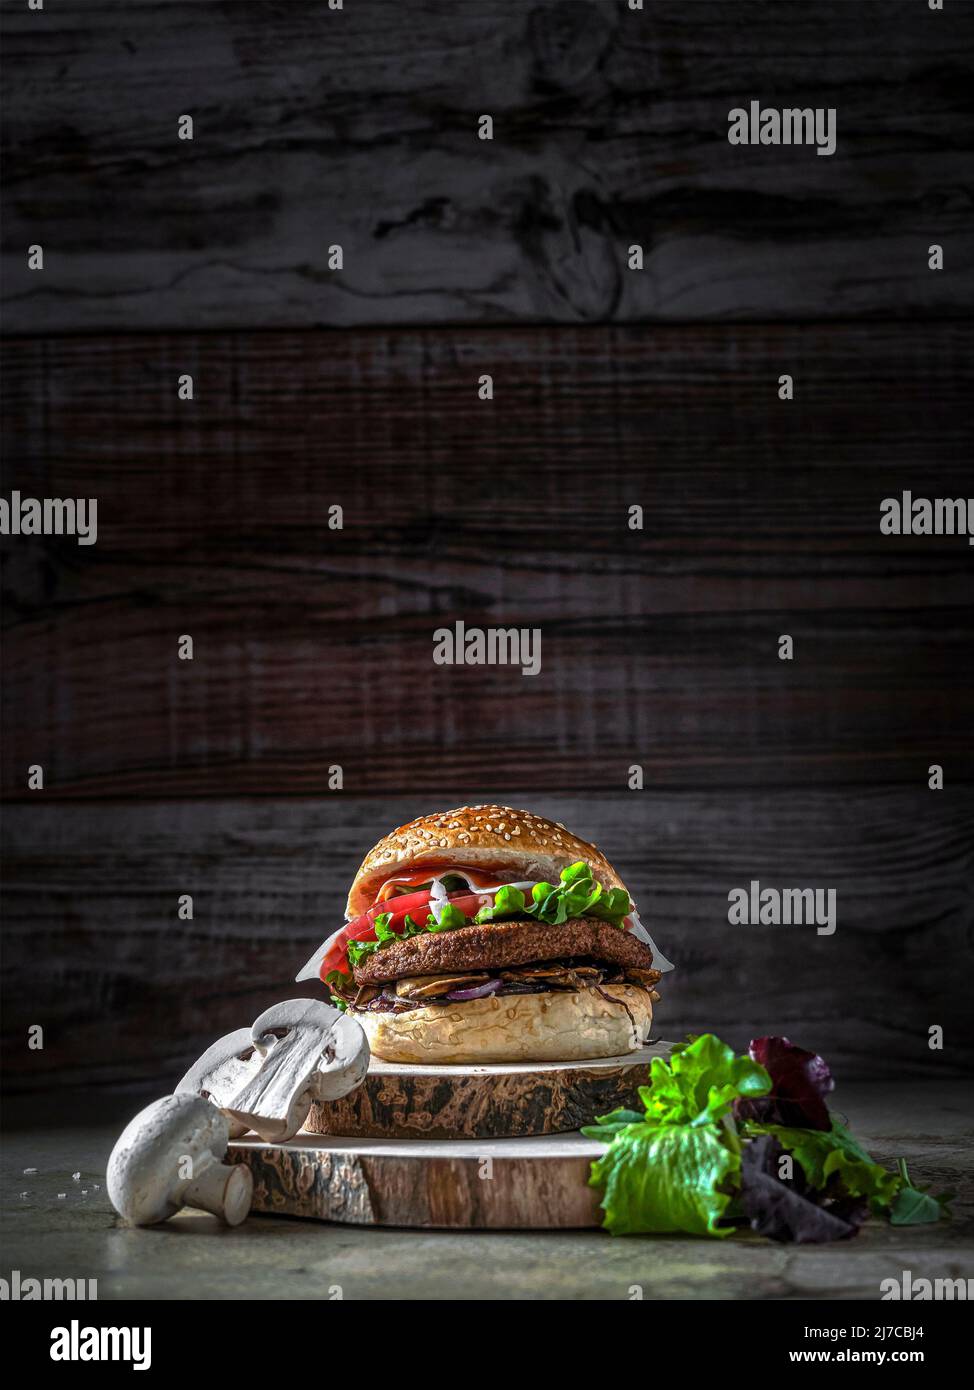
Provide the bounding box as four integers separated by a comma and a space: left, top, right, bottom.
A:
346, 805, 628, 920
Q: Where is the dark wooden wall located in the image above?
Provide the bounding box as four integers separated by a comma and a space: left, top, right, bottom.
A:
4, 791, 973, 1094
2, 1, 973, 1096
2, 323, 973, 797
3, 0, 974, 331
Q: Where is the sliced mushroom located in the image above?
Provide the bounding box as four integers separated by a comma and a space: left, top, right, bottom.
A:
175, 1000, 369, 1144
625, 967, 663, 990
396, 973, 489, 999
501, 963, 598, 981
500, 964, 601, 988
499, 964, 566, 979
175, 1028, 258, 1139
226, 999, 369, 1139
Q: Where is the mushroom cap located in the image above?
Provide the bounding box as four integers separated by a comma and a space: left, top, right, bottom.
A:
251, 997, 342, 1042
107, 1094, 231, 1225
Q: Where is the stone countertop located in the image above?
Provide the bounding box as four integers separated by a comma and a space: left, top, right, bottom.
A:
3, 1082, 972, 1302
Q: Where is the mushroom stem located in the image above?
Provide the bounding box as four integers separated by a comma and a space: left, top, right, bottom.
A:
183, 1158, 252, 1226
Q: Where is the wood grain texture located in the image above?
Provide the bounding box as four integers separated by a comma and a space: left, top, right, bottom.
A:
228, 1131, 604, 1229
2, 0, 973, 332
304, 1045, 671, 1139
2, 791, 971, 1094
2, 323, 972, 797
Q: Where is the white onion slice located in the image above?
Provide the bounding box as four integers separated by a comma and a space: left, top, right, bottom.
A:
626, 909, 675, 972
295, 928, 344, 982
427, 876, 450, 924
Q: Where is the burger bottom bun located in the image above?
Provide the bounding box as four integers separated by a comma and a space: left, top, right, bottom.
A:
353, 984, 654, 1065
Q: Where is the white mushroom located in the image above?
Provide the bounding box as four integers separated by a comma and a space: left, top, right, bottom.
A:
310, 1008, 371, 1103
225, 999, 369, 1141
175, 1027, 257, 1139
106, 1094, 252, 1227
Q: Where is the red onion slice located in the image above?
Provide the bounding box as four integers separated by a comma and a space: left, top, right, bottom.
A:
445, 978, 503, 1001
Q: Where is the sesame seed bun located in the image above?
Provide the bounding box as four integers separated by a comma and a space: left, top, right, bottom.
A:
353, 984, 655, 1064
345, 805, 628, 920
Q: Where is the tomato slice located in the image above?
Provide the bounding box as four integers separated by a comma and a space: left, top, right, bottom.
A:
319, 889, 487, 980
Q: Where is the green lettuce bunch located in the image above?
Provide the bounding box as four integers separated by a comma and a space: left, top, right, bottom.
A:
474, 862, 631, 928
583, 1033, 949, 1243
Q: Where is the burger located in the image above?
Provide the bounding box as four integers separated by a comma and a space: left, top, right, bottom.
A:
295, 805, 673, 1064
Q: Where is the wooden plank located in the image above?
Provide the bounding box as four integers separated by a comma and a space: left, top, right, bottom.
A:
2, 324, 972, 797
304, 1044, 673, 1139
228, 1131, 605, 1228
2, 790, 971, 1093
3, 0, 972, 331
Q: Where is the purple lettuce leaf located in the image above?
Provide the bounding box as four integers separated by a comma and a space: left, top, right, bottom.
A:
740, 1136, 868, 1244
735, 1035, 835, 1131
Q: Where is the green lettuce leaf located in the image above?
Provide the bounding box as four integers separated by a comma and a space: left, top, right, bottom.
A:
740, 1119, 900, 1210
889, 1160, 954, 1225
474, 862, 632, 928
323, 968, 351, 1011
346, 909, 454, 965
585, 1035, 768, 1238
590, 887, 633, 923
581, 1108, 645, 1141
427, 902, 467, 931
489, 885, 527, 916
589, 1121, 741, 1237
638, 1033, 771, 1128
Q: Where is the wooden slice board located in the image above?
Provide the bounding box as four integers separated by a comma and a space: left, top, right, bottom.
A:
229, 1131, 607, 1229
304, 1041, 671, 1140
